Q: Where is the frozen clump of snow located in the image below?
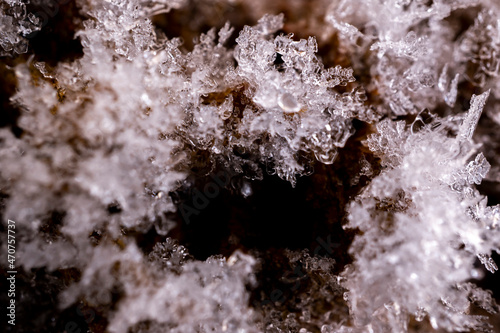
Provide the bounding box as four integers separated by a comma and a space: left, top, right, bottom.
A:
2, 5, 365, 329
325, 0, 490, 118
57, 239, 259, 333
4, 0, 189, 239
108, 246, 259, 333
455, 9, 500, 88
343, 91, 500, 332
173, 13, 362, 186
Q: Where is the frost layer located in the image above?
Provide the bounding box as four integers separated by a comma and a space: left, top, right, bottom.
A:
1, 0, 500, 333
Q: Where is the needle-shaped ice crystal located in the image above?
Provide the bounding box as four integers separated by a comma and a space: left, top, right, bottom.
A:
459, 90, 490, 141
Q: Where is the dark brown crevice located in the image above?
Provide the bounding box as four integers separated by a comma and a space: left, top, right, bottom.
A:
161, 120, 379, 327
170, 121, 376, 262
2, 267, 83, 333
25, 0, 85, 67
39, 210, 66, 242
0, 60, 23, 136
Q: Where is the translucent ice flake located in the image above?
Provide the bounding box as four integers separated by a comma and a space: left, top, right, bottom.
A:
438, 63, 449, 92
456, 9, 500, 87
444, 74, 459, 107
449, 153, 490, 194
136, 0, 188, 16
148, 238, 191, 274
217, 21, 234, 46
438, 64, 460, 107
254, 13, 284, 35
465, 153, 491, 185
459, 283, 500, 314
365, 119, 408, 168
483, 205, 500, 229
313, 147, 338, 165
326, 7, 363, 44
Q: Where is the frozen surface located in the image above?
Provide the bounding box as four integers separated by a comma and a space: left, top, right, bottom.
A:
1, 0, 500, 332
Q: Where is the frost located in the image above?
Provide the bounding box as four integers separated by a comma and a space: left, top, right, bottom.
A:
111, 249, 259, 333
455, 9, 500, 87
148, 238, 191, 274
464, 153, 491, 185
2, 0, 500, 332
173, 12, 360, 185
365, 119, 408, 168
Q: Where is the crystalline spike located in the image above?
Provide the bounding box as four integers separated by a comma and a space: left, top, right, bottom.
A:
218, 21, 234, 45
438, 64, 449, 92
458, 90, 490, 141
444, 73, 459, 107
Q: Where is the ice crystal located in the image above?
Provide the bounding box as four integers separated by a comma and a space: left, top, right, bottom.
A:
0, 0, 42, 56
148, 238, 191, 274
438, 64, 460, 107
